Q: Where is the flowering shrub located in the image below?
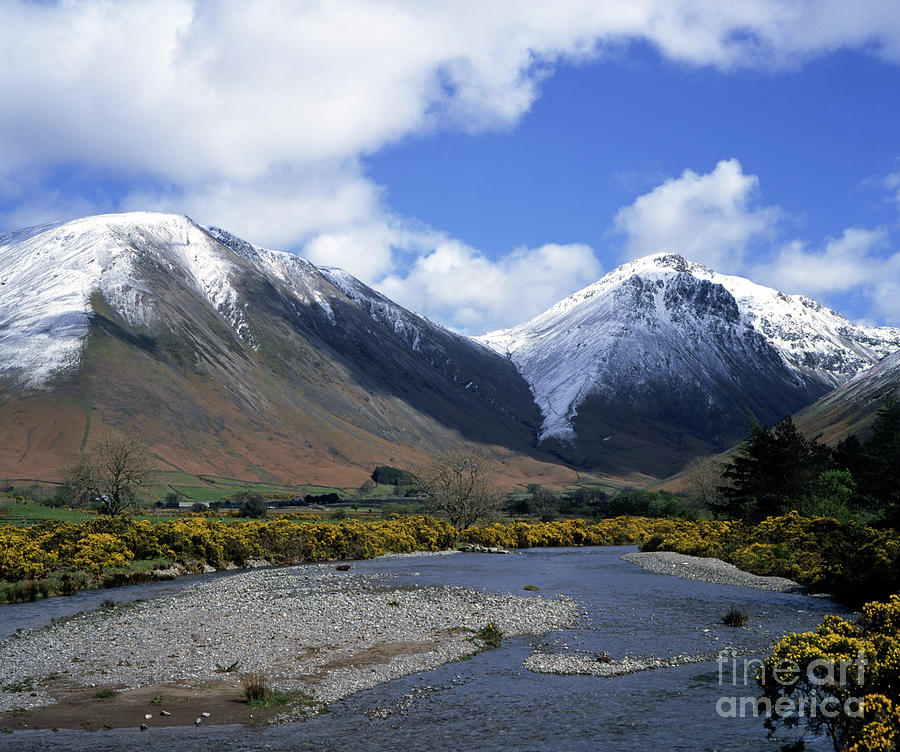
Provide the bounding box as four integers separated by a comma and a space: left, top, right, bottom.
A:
0, 527, 57, 580
0, 514, 457, 589
1, 512, 898, 611
629, 511, 900, 607
458, 517, 685, 549
760, 596, 900, 751
72, 533, 133, 573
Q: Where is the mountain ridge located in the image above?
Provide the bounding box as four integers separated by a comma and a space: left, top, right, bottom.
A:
477, 252, 900, 474
0, 212, 565, 487
2, 214, 898, 484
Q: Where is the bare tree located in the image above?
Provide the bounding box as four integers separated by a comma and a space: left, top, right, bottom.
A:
528, 486, 560, 522
66, 435, 157, 514
682, 455, 725, 511
421, 447, 502, 529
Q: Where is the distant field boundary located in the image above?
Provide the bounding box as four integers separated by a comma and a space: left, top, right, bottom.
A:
0, 478, 65, 486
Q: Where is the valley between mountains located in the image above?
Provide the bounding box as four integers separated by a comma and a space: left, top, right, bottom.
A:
1, 211, 898, 487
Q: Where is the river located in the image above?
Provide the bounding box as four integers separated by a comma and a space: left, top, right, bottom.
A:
0, 546, 847, 751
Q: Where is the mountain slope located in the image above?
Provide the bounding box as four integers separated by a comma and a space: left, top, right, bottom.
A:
478, 253, 900, 476
0, 212, 566, 487
794, 349, 900, 444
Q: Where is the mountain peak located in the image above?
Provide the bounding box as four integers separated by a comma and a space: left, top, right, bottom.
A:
625, 251, 694, 273
0, 212, 267, 386
0, 211, 545, 486
477, 253, 900, 474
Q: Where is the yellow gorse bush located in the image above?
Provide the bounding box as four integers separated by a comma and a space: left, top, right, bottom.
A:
72, 533, 133, 573
619, 510, 900, 607
0, 514, 457, 584
458, 516, 687, 549
761, 596, 900, 752
2, 510, 898, 613
0, 526, 58, 580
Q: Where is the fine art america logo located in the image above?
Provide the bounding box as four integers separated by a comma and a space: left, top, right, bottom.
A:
715, 649, 866, 720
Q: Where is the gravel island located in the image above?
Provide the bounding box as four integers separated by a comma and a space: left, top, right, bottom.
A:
0, 558, 577, 727
621, 550, 804, 592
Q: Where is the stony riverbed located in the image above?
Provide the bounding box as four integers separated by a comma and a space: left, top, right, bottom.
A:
0, 557, 577, 715
0, 548, 848, 751
621, 551, 805, 592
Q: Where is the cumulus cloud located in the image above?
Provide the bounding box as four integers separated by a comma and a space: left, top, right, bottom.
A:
376, 239, 602, 334
753, 228, 889, 294
614, 158, 781, 271
303, 223, 418, 284
121, 162, 384, 252
752, 229, 900, 322
4, 1, 900, 238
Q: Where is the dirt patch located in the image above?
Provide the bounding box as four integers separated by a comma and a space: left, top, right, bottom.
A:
319, 641, 438, 670
0, 640, 440, 730
0, 680, 300, 731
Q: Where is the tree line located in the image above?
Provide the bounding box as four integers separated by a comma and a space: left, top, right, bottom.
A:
715, 399, 900, 524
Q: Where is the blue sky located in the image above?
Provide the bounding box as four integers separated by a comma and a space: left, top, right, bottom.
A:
371, 45, 900, 254
2, 2, 900, 333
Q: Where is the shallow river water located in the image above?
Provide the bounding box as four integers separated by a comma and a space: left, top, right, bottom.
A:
0, 546, 849, 751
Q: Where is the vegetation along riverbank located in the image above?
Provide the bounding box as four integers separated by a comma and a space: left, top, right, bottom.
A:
3, 494, 900, 749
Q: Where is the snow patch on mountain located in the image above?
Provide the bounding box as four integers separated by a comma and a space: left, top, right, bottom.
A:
0, 213, 252, 386
1, 212, 468, 389
478, 252, 900, 443
320, 266, 432, 353
205, 226, 337, 324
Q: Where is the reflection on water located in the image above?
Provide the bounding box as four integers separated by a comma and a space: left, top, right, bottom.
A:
0, 547, 848, 752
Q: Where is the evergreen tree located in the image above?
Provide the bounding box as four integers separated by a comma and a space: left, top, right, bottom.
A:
832, 434, 864, 478
860, 398, 900, 524
718, 417, 828, 521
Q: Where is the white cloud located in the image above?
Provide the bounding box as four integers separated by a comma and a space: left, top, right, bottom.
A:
377, 239, 601, 334
752, 229, 900, 322
614, 158, 781, 271
4, 1, 900, 240
886, 172, 900, 208
4, 1, 900, 330
121, 162, 384, 252
753, 228, 889, 294
304, 224, 403, 284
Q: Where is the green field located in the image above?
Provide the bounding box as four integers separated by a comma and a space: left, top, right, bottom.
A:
0, 502, 97, 526
155, 471, 345, 502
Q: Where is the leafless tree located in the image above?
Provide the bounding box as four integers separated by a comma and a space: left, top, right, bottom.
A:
421, 447, 502, 529
66, 435, 157, 514
682, 455, 725, 511
528, 486, 560, 522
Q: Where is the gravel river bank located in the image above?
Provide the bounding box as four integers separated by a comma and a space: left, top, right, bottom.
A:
0, 547, 848, 751
0, 553, 576, 723
621, 551, 806, 592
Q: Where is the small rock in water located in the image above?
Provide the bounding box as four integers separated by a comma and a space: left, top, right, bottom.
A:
335, 564, 351, 571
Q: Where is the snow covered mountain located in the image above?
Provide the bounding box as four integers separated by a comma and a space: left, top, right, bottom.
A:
3, 214, 897, 483
478, 253, 900, 475
1, 213, 257, 387
0, 212, 548, 485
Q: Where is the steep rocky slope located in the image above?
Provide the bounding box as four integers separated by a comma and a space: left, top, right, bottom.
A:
479, 253, 900, 475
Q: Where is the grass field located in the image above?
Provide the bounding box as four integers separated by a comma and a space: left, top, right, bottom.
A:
155, 471, 346, 502
0, 502, 97, 526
